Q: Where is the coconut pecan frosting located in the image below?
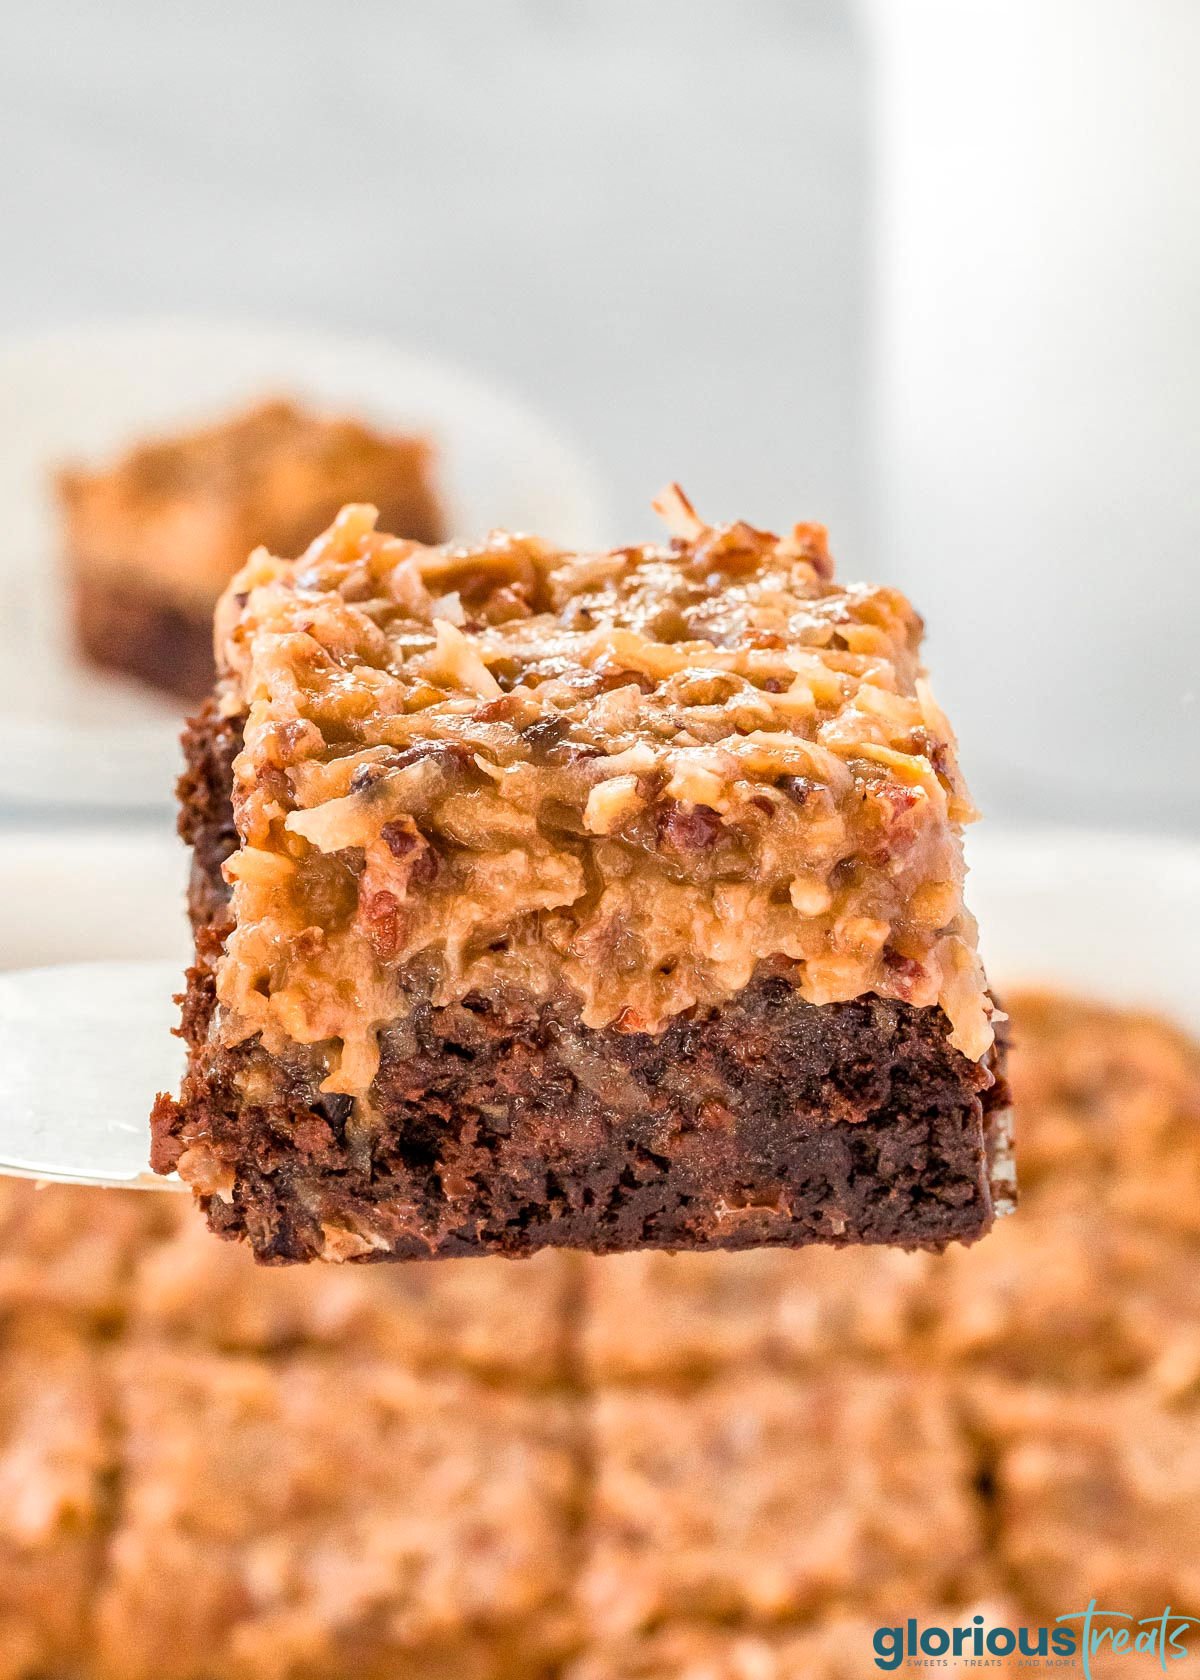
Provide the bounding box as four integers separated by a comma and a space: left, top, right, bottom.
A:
209, 488, 993, 1107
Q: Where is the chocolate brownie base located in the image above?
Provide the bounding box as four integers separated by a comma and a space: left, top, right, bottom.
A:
71, 572, 216, 703
153, 706, 1011, 1264
176, 702, 242, 929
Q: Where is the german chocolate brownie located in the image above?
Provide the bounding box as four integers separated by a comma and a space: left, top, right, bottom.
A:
153, 492, 1011, 1261
59, 397, 443, 703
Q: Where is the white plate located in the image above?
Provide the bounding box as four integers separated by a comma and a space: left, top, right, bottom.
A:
1, 823, 1196, 1030
0, 318, 609, 812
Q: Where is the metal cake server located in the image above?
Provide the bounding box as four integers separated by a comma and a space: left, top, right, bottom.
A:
0, 960, 186, 1189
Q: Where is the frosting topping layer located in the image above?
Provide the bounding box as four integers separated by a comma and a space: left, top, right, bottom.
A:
212, 492, 992, 1103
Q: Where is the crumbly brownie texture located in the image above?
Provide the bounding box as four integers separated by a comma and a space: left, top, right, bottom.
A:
155, 496, 1009, 1260
176, 703, 244, 931
1, 989, 1199, 1677
58, 397, 443, 702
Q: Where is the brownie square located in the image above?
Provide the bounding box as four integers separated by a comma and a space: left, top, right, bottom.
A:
577, 1369, 984, 1638
0, 1323, 111, 1680
0, 1177, 172, 1330
131, 1200, 576, 1382
154, 496, 1009, 1261
970, 1382, 1200, 1618
58, 398, 443, 702
927, 1197, 1200, 1390
93, 1346, 580, 1680
579, 1244, 932, 1383
1005, 991, 1200, 1232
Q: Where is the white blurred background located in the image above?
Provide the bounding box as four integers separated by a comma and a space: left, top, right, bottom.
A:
0, 0, 1196, 832
0, 0, 867, 553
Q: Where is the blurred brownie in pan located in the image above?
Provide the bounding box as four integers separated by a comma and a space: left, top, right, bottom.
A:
578, 1243, 934, 1383
93, 1347, 579, 1680
58, 398, 443, 702
0, 1323, 111, 1678
153, 491, 1010, 1261
562, 1603, 1019, 1680
577, 1369, 986, 1637
967, 1380, 1200, 1618
131, 1196, 576, 1382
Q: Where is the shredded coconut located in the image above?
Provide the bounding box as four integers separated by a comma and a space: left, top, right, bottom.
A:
211, 496, 993, 1105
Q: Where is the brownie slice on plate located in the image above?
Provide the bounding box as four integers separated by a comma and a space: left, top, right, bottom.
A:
59, 397, 442, 702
